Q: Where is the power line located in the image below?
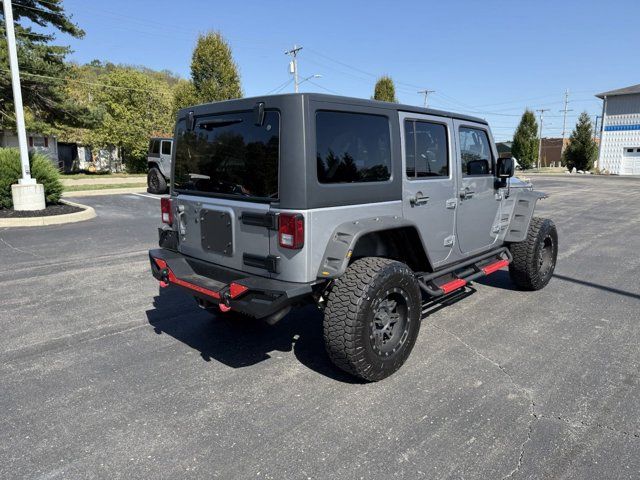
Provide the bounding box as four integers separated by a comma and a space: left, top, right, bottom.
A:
0, 67, 173, 95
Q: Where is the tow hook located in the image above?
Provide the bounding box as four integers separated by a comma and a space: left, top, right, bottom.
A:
219, 292, 232, 312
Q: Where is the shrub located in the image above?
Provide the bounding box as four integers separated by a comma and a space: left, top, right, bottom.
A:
0, 148, 63, 208
124, 154, 148, 174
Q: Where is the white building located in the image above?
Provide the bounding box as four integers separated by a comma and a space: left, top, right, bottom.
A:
0, 130, 59, 165
596, 84, 640, 175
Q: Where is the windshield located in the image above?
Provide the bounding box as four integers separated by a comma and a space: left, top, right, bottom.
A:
173, 110, 280, 200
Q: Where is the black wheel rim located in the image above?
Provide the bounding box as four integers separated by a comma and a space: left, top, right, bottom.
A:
538, 234, 555, 278
149, 171, 159, 190
369, 288, 410, 357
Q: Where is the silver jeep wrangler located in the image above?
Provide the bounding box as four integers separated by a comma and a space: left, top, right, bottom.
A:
149, 93, 557, 381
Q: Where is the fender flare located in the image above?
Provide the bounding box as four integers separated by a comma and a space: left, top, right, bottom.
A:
148, 160, 169, 179
316, 216, 421, 279
503, 189, 547, 243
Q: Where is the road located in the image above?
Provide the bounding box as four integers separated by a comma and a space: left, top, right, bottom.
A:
0, 178, 638, 479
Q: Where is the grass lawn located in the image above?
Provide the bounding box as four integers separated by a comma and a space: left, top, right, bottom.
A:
61, 173, 146, 180
64, 183, 147, 192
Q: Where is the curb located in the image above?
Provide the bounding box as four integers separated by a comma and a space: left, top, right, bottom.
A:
62, 186, 148, 197
0, 199, 96, 228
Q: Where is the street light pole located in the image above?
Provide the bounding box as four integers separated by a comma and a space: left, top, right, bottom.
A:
3, 0, 31, 183
3, 0, 45, 210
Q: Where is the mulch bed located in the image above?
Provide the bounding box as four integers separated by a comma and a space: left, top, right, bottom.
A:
0, 204, 83, 218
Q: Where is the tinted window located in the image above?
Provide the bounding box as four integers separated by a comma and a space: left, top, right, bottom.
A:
404, 120, 448, 178
173, 110, 279, 200
150, 140, 160, 155
316, 111, 391, 183
161, 140, 171, 155
459, 127, 493, 176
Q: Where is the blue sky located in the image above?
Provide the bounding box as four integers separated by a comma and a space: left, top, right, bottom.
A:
48, 0, 639, 140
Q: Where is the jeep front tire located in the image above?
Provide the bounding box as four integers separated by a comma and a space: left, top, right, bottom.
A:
323, 257, 422, 382
508, 217, 558, 290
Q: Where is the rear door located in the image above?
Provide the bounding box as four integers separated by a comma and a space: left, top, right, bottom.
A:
453, 120, 501, 254
400, 112, 457, 267
159, 139, 172, 178
172, 110, 280, 277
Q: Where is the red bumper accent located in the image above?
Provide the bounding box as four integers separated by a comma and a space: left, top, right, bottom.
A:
482, 259, 510, 275
152, 257, 221, 300
440, 278, 467, 294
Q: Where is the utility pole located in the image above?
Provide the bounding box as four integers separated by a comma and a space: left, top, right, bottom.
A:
536, 108, 550, 171
559, 89, 573, 155
285, 45, 303, 93
418, 89, 435, 108
2, 0, 45, 210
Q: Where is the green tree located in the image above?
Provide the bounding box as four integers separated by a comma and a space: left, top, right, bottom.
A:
372, 76, 397, 102
0, 0, 86, 131
563, 112, 598, 171
89, 67, 175, 172
174, 31, 242, 110
512, 110, 539, 170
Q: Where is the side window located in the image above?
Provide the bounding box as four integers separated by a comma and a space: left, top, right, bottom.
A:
459, 127, 493, 176
316, 111, 391, 184
161, 140, 171, 155
150, 140, 160, 155
404, 120, 449, 178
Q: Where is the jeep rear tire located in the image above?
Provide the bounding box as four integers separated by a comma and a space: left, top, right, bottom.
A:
323, 257, 422, 382
147, 167, 167, 194
509, 217, 558, 290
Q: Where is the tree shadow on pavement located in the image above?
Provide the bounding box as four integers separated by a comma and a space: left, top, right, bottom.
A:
145, 287, 363, 384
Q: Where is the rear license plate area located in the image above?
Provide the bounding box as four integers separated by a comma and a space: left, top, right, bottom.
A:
200, 210, 233, 256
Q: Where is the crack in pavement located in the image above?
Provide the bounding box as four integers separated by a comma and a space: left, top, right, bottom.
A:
430, 322, 640, 479
0, 237, 42, 259
429, 323, 538, 480
554, 415, 640, 440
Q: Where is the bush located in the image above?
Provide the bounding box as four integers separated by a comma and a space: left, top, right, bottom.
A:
0, 148, 63, 208
124, 154, 148, 174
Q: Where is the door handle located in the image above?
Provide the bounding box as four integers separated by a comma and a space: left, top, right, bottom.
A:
459, 187, 475, 199
409, 193, 429, 206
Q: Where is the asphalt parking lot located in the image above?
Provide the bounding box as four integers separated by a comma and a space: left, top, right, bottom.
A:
1, 177, 639, 479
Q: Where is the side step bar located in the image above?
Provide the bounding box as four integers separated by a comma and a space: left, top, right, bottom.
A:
417, 247, 512, 297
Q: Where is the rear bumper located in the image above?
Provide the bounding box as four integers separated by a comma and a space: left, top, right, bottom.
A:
149, 248, 314, 319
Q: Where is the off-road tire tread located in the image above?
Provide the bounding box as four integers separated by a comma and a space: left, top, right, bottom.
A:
323, 257, 421, 381
509, 217, 557, 291
147, 167, 167, 194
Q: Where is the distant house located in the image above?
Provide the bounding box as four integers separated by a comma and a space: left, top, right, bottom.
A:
539, 138, 568, 167
496, 141, 513, 158
497, 138, 571, 168
0, 130, 58, 165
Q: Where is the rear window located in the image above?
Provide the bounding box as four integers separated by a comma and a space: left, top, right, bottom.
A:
149, 140, 160, 155
173, 110, 280, 200
316, 111, 391, 183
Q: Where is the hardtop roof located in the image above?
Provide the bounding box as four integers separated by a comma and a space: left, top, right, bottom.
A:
179, 92, 488, 125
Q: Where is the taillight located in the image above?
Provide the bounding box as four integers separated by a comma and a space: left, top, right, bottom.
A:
161, 197, 173, 225
278, 213, 304, 249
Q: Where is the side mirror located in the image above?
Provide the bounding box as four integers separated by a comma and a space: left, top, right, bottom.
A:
497, 157, 515, 178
